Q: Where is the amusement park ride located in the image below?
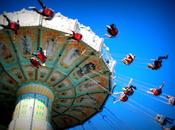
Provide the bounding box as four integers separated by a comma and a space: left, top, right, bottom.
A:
0, 0, 116, 129
0, 0, 174, 130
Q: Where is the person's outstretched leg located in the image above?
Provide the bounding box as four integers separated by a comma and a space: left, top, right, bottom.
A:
3, 14, 10, 24
159, 81, 165, 89
105, 33, 112, 38
32, 8, 43, 15
37, 0, 46, 9
158, 55, 168, 60
148, 64, 155, 70
0, 24, 7, 28
166, 117, 174, 124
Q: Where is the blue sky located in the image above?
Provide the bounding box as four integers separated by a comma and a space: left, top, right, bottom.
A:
0, 0, 175, 130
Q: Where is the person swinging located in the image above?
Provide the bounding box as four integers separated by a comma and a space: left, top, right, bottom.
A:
29, 0, 55, 20
105, 24, 119, 38
0, 14, 20, 34
148, 55, 168, 70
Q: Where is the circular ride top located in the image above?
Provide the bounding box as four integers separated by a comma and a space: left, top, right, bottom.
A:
0, 9, 116, 129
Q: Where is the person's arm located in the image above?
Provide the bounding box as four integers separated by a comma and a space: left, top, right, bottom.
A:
159, 81, 165, 89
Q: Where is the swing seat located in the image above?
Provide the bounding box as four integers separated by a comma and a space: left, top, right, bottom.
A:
123, 54, 135, 65
169, 98, 175, 105
120, 94, 128, 102
37, 51, 47, 63
123, 59, 128, 64
109, 29, 118, 36
123, 59, 133, 65
30, 57, 41, 68
124, 89, 134, 96
152, 89, 161, 96
154, 64, 161, 69
74, 33, 82, 41
107, 24, 118, 37
43, 8, 54, 17
10, 22, 19, 30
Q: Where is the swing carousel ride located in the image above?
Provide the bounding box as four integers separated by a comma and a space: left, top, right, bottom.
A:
0, 0, 174, 130
0, 7, 116, 130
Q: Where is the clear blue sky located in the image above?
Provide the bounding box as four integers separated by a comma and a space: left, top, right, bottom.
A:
0, 0, 175, 130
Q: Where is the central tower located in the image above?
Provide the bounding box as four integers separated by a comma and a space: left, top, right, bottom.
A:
9, 83, 54, 130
